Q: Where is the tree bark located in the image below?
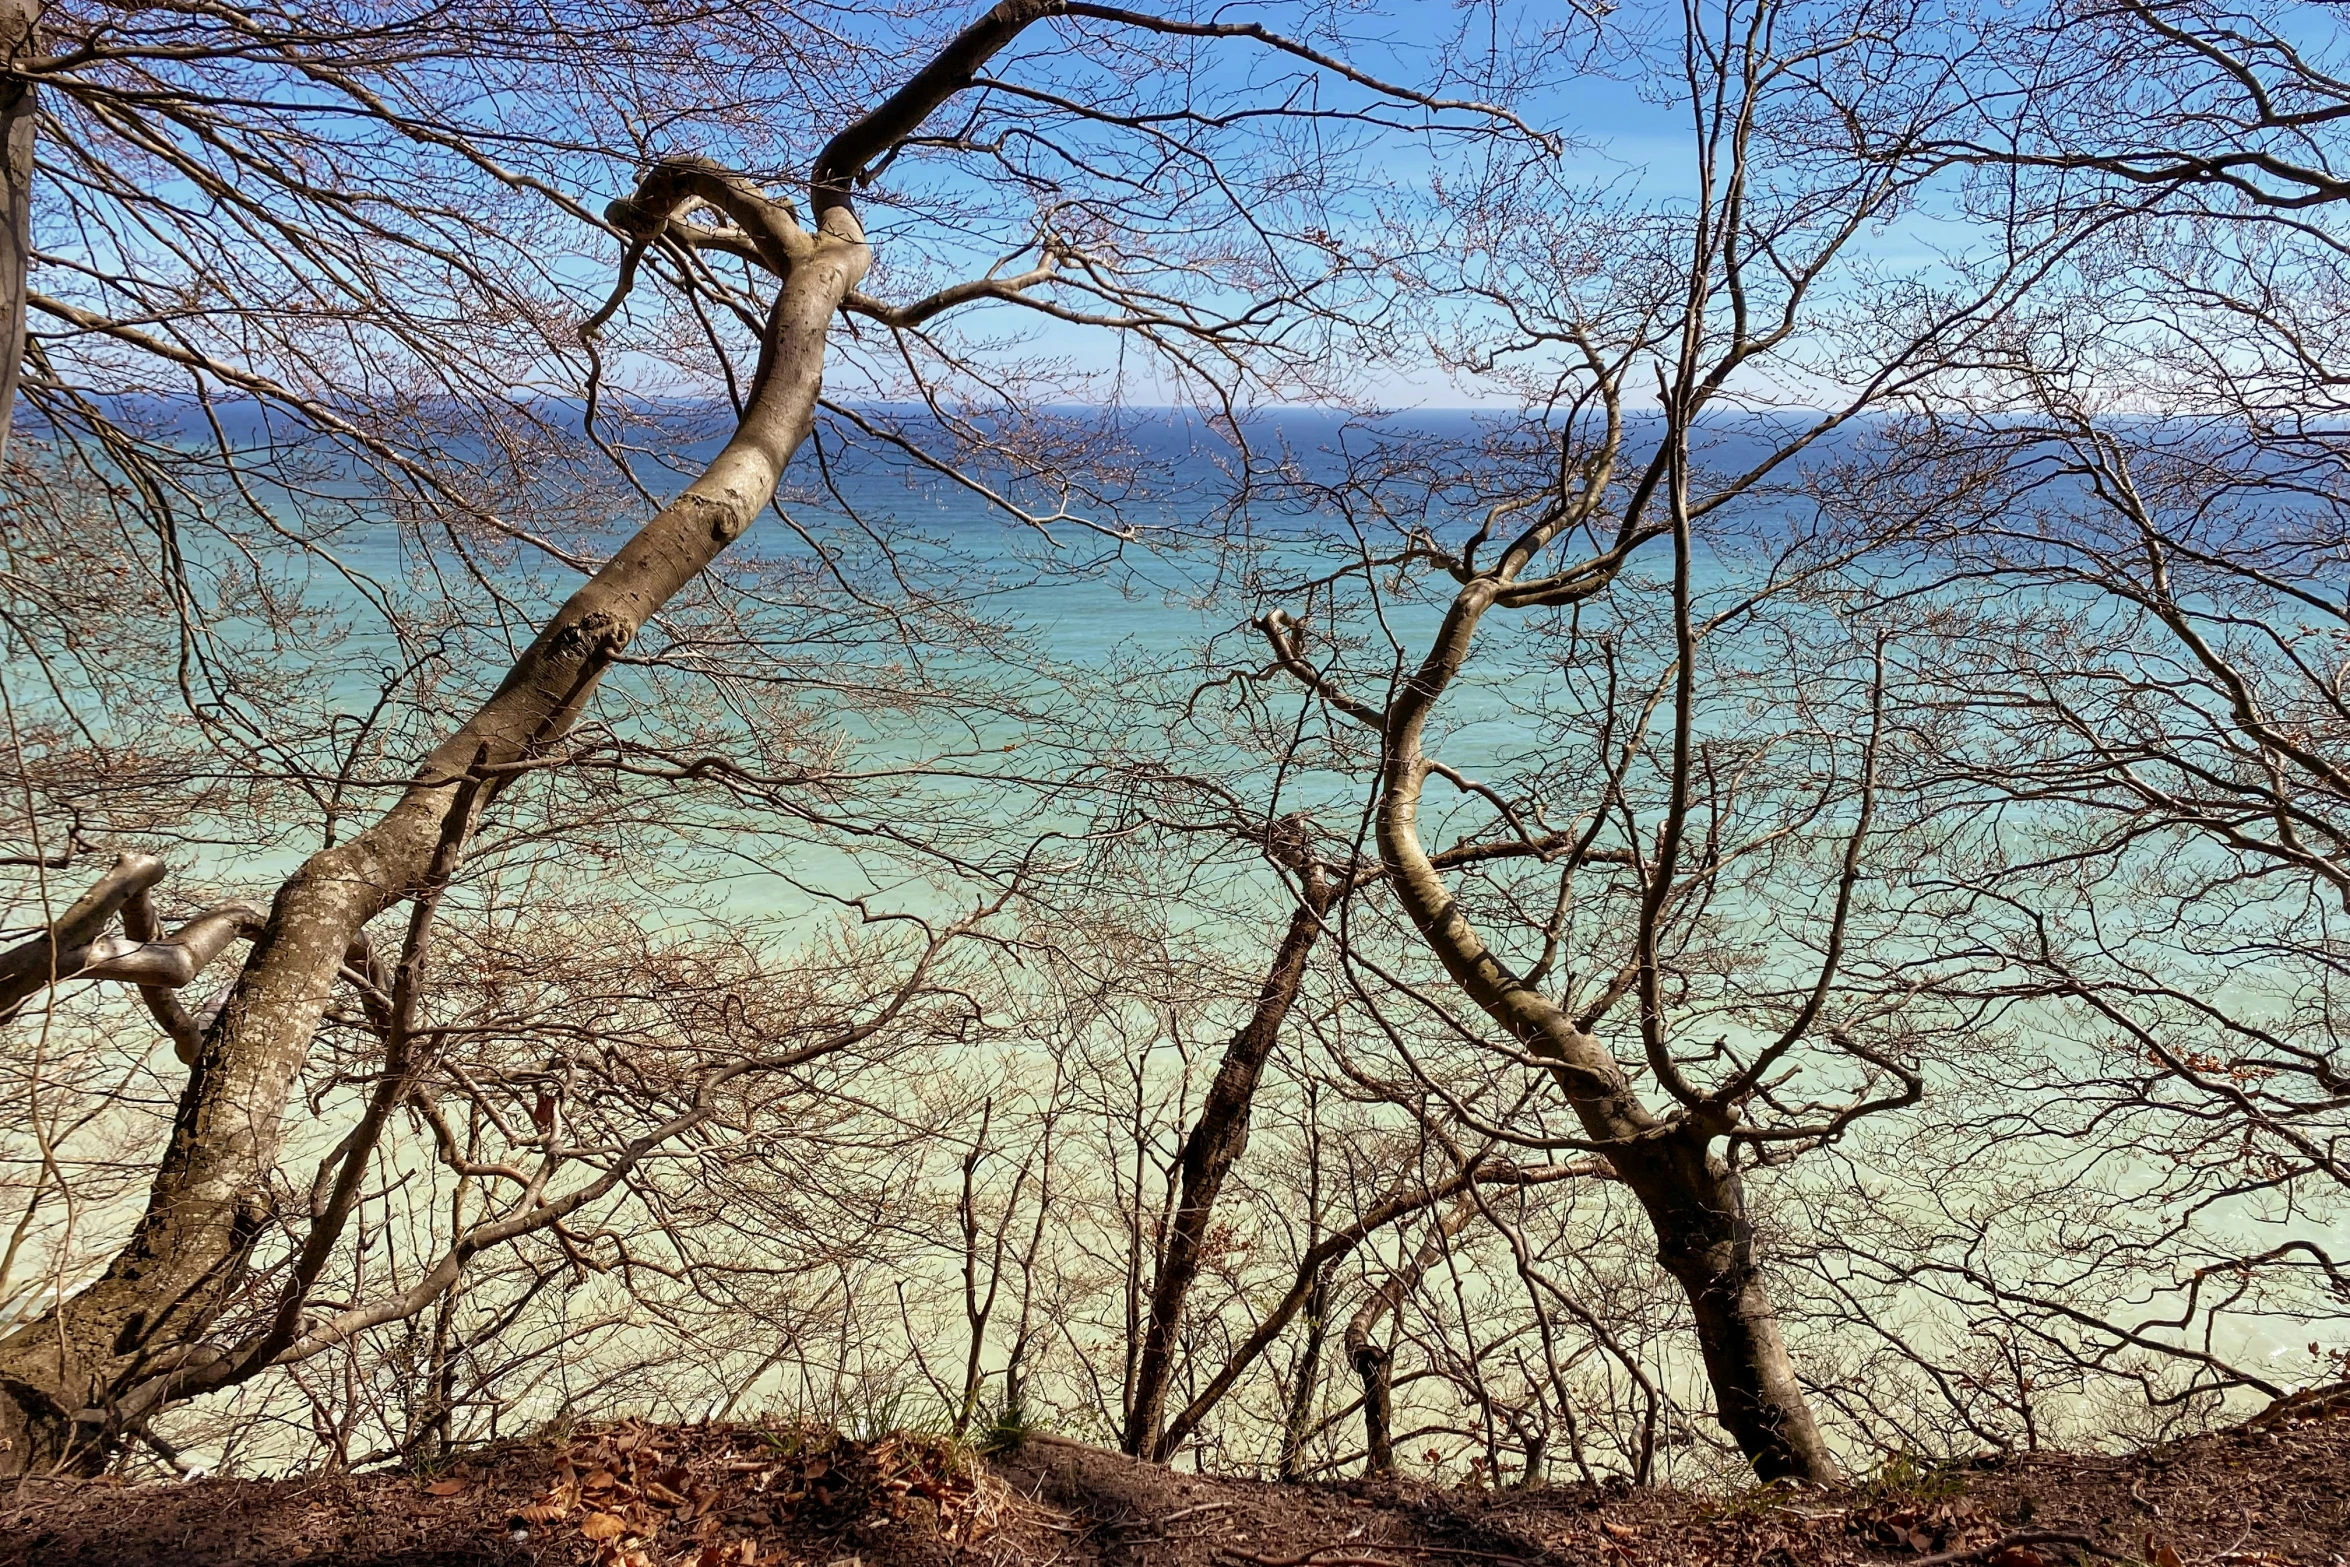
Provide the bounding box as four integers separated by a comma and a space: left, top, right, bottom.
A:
1344, 1191, 1479, 1478
0, 0, 34, 462
1153, 1158, 1593, 1461
1274, 1264, 1330, 1480
1122, 859, 1329, 1460
1345, 569, 1841, 1485
0, 0, 1106, 1460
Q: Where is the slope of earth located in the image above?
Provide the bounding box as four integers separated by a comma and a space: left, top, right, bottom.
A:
3, 1400, 2345, 1567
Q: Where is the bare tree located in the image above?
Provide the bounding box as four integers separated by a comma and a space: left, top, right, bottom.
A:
1122, 816, 1334, 1459
11, 0, 2347, 1490
1929, 0, 2350, 211
1800, 0, 2350, 1435
1238, 0, 2076, 1480
0, 0, 1529, 1474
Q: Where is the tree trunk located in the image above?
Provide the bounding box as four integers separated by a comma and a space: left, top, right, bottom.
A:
1275, 1266, 1330, 1480
1621, 1132, 1834, 1483
1378, 762, 1837, 1480
1122, 861, 1329, 1460
0, 0, 34, 462
1515, 1425, 1545, 1488
0, 174, 875, 1482
1352, 1339, 1394, 1476
1343, 1191, 1478, 1479
1348, 571, 1842, 1485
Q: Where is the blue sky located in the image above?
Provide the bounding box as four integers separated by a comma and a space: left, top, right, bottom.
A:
797, 0, 1986, 410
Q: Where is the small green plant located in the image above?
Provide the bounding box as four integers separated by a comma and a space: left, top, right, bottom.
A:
976, 1391, 1035, 1455
841, 1387, 922, 1444
1708, 1475, 1811, 1521
1863, 1451, 1972, 1504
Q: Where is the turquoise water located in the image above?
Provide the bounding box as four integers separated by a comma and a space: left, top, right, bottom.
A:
2, 403, 1866, 926
9, 404, 2345, 1449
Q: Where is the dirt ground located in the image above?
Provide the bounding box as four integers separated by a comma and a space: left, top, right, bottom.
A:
5, 1397, 2346, 1567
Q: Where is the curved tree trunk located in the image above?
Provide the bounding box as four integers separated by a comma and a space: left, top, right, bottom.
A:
0, 0, 1101, 1474
1267, 546, 1841, 1483
0, 219, 864, 1475
1369, 660, 1836, 1480
1621, 1130, 1834, 1482
1123, 859, 1330, 1460
0, 209, 865, 1467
